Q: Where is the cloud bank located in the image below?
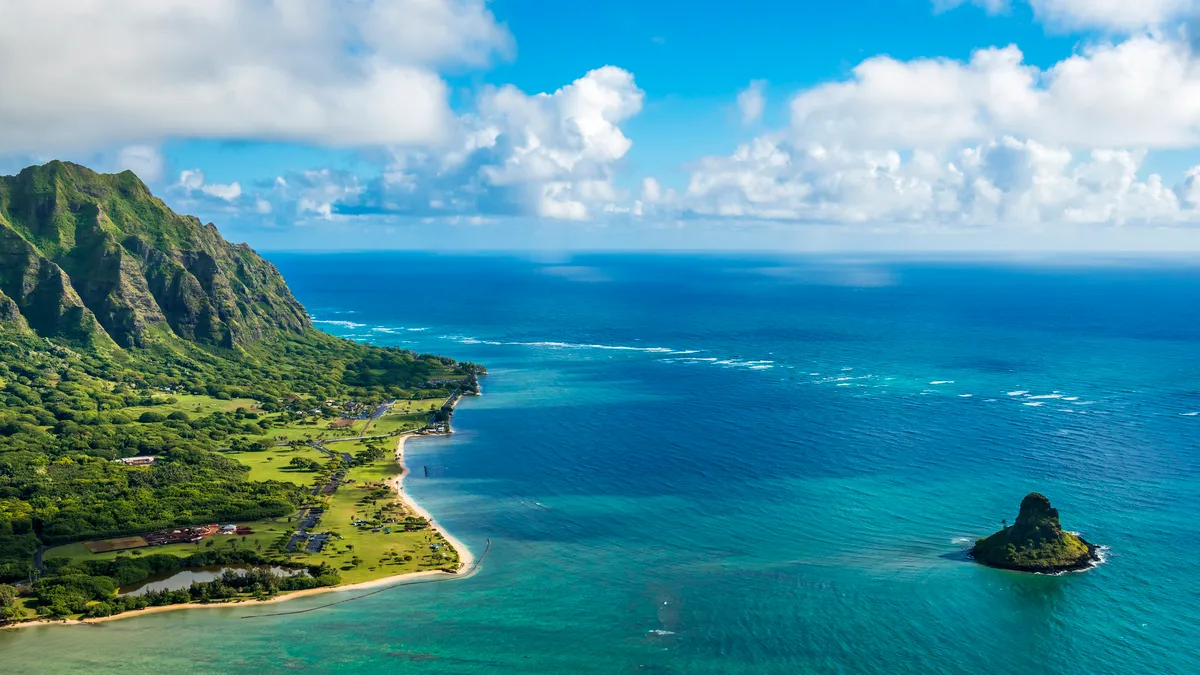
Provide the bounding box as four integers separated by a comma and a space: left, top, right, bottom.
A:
0, 0, 511, 153
676, 36, 1200, 228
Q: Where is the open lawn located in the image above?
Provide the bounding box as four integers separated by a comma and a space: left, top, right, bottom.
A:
289, 442, 458, 584
123, 394, 260, 418
229, 446, 329, 484
42, 519, 296, 564
364, 413, 427, 437
258, 416, 368, 443
389, 398, 446, 415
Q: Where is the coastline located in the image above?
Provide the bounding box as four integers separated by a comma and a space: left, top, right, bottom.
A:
388, 434, 476, 571
5, 428, 474, 630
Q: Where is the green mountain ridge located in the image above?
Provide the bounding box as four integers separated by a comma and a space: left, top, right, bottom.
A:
0, 161, 308, 349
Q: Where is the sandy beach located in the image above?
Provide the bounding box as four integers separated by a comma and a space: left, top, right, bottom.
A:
388, 433, 476, 571
5, 431, 474, 630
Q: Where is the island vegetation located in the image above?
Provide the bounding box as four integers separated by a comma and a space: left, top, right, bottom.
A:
971, 493, 1099, 573
0, 162, 483, 624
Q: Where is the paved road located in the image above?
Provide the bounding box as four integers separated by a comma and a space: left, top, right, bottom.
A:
368, 400, 394, 422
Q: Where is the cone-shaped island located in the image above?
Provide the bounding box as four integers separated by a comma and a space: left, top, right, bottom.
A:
971, 493, 1099, 573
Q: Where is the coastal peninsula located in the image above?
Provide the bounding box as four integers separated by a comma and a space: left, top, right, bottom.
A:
971, 493, 1099, 573
0, 161, 482, 626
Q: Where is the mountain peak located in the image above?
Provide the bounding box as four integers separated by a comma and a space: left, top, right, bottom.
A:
0, 161, 309, 349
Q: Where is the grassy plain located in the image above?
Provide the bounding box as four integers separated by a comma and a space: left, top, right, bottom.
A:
390, 399, 445, 415
288, 439, 459, 583
124, 394, 261, 418
228, 446, 329, 484
364, 413, 427, 437
259, 417, 368, 443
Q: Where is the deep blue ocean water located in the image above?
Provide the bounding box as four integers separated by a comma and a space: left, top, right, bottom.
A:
3, 254, 1199, 674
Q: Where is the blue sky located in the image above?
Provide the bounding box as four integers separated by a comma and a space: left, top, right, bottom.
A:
6, 0, 1200, 252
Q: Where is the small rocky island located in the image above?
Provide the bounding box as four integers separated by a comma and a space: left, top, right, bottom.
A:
971, 493, 1099, 573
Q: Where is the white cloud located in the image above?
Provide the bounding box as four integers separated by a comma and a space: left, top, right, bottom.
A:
737, 80, 767, 125
1030, 0, 1195, 31
787, 38, 1200, 151
114, 145, 164, 182
683, 135, 1189, 227
283, 170, 365, 220
936, 0, 1198, 31
356, 66, 645, 220
0, 0, 510, 154
176, 169, 242, 202
680, 35, 1200, 228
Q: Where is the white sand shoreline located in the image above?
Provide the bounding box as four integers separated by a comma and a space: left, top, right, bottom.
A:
4, 428, 474, 630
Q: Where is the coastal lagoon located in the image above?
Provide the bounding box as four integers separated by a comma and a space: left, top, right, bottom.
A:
4, 254, 1198, 673
118, 566, 303, 596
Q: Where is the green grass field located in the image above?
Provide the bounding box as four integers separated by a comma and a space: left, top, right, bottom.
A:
363, 413, 427, 437
390, 398, 445, 415
228, 446, 329, 484
42, 519, 296, 564
258, 417, 368, 443
123, 394, 261, 418
289, 443, 458, 583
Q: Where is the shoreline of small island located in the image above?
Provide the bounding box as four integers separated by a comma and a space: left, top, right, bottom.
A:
969, 537, 1102, 574
3, 424, 478, 630
969, 493, 1102, 575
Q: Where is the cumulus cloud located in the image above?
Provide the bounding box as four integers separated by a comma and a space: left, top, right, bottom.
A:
0, 0, 511, 154
936, 0, 1198, 31
343, 66, 645, 221
176, 169, 243, 203
680, 35, 1200, 227
789, 38, 1200, 150
684, 136, 1186, 227
737, 80, 767, 125
1031, 0, 1196, 31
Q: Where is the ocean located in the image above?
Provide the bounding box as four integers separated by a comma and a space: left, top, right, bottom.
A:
4, 254, 1199, 674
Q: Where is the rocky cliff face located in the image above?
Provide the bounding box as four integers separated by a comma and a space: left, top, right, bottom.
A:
971, 493, 1098, 573
0, 161, 309, 349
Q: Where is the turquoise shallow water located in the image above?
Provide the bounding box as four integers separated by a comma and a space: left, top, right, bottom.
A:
3, 255, 1199, 673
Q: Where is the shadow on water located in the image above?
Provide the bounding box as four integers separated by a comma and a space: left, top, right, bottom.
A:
938, 547, 975, 563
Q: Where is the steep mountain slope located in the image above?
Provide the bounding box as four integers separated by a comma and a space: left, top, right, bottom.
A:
0, 161, 309, 349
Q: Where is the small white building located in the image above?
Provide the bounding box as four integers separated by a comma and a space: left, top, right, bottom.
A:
116, 456, 157, 466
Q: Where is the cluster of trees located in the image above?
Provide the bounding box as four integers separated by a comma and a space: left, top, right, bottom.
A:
352, 443, 388, 465
288, 456, 322, 472
27, 550, 341, 618
0, 583, 20, 622
1, 450, 304, 562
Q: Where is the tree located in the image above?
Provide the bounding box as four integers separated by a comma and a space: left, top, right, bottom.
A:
0, 583, 16, 611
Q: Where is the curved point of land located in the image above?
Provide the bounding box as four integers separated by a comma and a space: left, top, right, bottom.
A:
238, 538, 490, 619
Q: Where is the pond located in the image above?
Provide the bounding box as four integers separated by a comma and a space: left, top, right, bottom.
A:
118, 565, 304, 596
